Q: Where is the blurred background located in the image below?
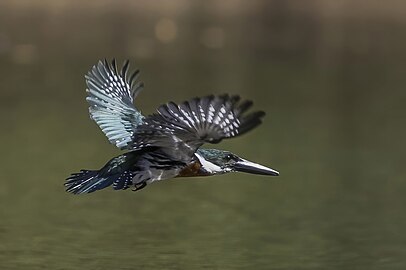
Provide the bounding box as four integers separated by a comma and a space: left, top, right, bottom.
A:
0, 0, 405, 269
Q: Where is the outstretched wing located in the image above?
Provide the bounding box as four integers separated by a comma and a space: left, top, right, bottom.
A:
128, 94, 265, 161
86, 59, 145, 149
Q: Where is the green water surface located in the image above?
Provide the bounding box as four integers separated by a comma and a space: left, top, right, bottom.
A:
0, 2, 405, 269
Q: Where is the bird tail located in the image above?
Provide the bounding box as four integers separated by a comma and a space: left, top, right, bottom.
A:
64, 170, 112, 194
65, 152, 141, 194
65, 164, 135, 194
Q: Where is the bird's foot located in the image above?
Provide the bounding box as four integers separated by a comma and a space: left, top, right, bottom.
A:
132, 182, 147, 192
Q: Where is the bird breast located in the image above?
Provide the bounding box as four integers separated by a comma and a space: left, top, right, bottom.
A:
177, 161, 211, 177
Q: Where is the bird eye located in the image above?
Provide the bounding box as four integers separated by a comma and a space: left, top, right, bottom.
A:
225, 154, 233, 161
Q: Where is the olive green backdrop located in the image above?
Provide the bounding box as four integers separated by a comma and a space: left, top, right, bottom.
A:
0, 1, 405, 269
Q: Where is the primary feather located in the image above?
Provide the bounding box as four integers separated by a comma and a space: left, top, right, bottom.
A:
128, 94, 265, 162
86, 59, 144, 149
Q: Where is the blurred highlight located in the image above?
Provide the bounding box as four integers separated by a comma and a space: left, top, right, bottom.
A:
155, 18, 178, 44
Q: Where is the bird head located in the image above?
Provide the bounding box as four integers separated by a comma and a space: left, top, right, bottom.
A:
195, 149, 279, 176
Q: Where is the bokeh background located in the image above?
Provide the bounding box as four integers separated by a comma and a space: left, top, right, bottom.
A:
0, 1, 405, 269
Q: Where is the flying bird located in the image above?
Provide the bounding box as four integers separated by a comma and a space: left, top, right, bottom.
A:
65, 59, 279, 194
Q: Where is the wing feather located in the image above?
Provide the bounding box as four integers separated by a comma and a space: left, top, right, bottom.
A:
86, 59, 145, 149
129, 95, 265, 161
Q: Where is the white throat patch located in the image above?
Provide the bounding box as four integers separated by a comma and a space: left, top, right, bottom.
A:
195, 153, 223, 174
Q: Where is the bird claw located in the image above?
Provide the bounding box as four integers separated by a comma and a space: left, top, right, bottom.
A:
132, 182, 146, 192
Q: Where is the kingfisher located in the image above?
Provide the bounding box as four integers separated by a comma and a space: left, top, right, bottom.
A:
65, 59, 279, 194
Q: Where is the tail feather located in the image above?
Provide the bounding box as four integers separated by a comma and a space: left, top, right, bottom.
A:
112, 170, 136, 190
65, 169, 134, 194
65, 170, 105, 194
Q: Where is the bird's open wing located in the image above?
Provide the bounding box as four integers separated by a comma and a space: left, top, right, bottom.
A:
128, 95, 265, 161
86, 59, 144, 149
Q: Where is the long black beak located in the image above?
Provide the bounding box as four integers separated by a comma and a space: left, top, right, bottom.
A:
233, 159, 279, 176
